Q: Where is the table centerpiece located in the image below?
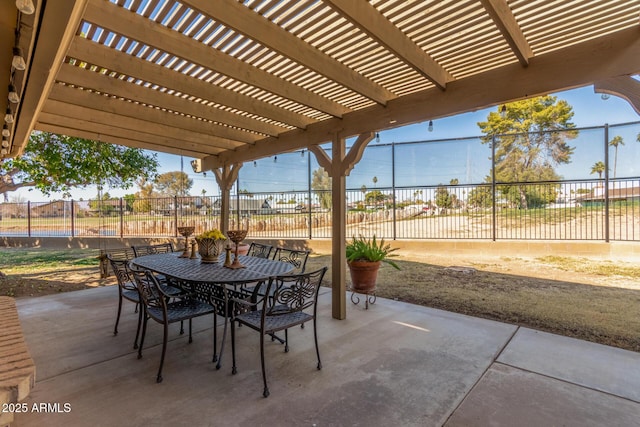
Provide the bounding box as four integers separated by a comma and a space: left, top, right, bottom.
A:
194, 229, 227, 263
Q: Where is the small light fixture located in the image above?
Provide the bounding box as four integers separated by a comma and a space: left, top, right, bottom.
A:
601, 93, 610, 101
300, 149, 305, 157
273, 156, 277, 163
428, 120, 433, 132
8, 85, 20, 104
12, 47, 26, 71
2, 124, 9, 137
253, 160, 257, 167
4, 107, 14, 124
375, 133, 380, 143
1, 139, 9, 148
500, 105, 507, 118
1, 148, 7, 156
15, 0, 35, 14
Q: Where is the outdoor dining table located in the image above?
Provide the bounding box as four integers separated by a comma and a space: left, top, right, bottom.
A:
130, 252, 294, 368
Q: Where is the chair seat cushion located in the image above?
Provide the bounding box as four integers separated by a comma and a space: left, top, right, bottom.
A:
147, 299, 215, 323
236, 309, 312, 333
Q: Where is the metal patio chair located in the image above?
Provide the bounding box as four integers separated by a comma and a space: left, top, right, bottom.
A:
246, 242, 274, 259
231, 267, 328, 397
130, 266, 216, 383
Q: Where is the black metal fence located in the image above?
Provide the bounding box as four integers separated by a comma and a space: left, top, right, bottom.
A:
1, 122, 639, 242
1, 177, 639, 241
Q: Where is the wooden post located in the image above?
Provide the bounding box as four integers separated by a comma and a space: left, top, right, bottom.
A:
213, 163, 241, 235
310, 132, 374, 320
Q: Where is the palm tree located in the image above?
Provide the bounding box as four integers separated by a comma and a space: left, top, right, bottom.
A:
372, 176, 378, 188
609, 136, 624, 178
590, 161, 606, 179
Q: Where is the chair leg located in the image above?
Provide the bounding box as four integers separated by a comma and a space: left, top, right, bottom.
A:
212, 314, 218, 363
114, 294, 123, 335
157, 322, 168, 383
261, 332, 269, 398
231, 320, 237, 375
284, 329, 289, 353
138, 315, 148, 360
216, 313, 229, 371
133, 305, 143, 349
313, 318, 322, 370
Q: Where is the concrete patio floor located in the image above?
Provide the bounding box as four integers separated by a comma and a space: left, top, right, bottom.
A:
13, 286, 640, 427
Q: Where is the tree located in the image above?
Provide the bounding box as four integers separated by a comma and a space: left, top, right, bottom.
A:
590, 161, 606, 179
311, 167, 332, 209
154, 171, 193, 197
372, 176, 378, 188
435, 185, 453, 209
467, 185, 493, 208
608, 135, 624, 178
0, 132, 158, 200
364, 190, 386, 206
477, 96, 578, 209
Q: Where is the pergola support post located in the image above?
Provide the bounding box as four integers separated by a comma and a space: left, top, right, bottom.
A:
310, 132, 374, 320
213, 163, 242, 235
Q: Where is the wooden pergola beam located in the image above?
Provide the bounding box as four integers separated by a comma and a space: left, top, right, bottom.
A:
324, 0, 451, 89
209, 26, 640, 168
183, 0, 396, 105
594, 76, 640, 115
83, 0, 351, 119
480, 0, 533, 66
66, 38, 309, 133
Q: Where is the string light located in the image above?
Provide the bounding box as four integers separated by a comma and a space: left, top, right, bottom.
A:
1, 139, 9, 148
500, 105, 507, 118
2, 124, 9, 138
1, 148, 7, 156
15, 0, 35, 15
253, 161, 257, 167
4, 107, 14, 124
8, 85, 20, 104
428, 120, 433, 132
274, 156, 277, 163
12, 47, 26, 71
376, 133, 380, 143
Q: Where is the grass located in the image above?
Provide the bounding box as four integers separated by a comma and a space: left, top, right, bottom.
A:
304, 253, 640, 353
2, 247, 639, 353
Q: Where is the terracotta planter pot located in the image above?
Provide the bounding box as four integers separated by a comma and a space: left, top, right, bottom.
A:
348, 260, 381, 293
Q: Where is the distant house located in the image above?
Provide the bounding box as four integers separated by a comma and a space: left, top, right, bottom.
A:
30, 200, 82, 218
212, 198, 277, 215
579, 186, 640, 206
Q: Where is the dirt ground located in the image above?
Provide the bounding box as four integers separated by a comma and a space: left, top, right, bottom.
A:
2, 252, 639, 352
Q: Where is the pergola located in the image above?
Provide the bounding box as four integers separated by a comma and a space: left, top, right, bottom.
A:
1, 0, 639, 319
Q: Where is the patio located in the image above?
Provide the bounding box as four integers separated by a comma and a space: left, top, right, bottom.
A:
13, 286, 640, 426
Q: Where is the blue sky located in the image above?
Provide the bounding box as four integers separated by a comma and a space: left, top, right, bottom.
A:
12, 85, 640, 201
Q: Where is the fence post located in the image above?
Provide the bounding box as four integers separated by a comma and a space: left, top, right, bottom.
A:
27, 200, 31, 237
174, 195, 178, 237
307, 150, 312, 239
70, 200, 75, 237
392, 141, 397, 240
604, 124, 610, 242
491, 135, 497, 241
119, 198, 124, 238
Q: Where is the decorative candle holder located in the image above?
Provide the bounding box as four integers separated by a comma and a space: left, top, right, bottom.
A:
177, 226, 195, 258
225, 229, 248, 269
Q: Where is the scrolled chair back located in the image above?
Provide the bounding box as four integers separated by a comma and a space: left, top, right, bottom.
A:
132, 243, 174, 258
272, 247, 310, 274
265, 267, 327, 316
129, 265, 164, 311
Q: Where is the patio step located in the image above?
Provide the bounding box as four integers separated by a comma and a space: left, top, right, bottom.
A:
0, 297, 36, 427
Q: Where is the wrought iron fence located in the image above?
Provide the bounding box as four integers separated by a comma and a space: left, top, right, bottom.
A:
1, 122, 639, 242
1, 178, 639, 241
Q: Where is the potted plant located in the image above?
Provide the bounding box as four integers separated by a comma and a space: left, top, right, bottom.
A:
346, 235, 400, 293
194, 229, 227, 263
